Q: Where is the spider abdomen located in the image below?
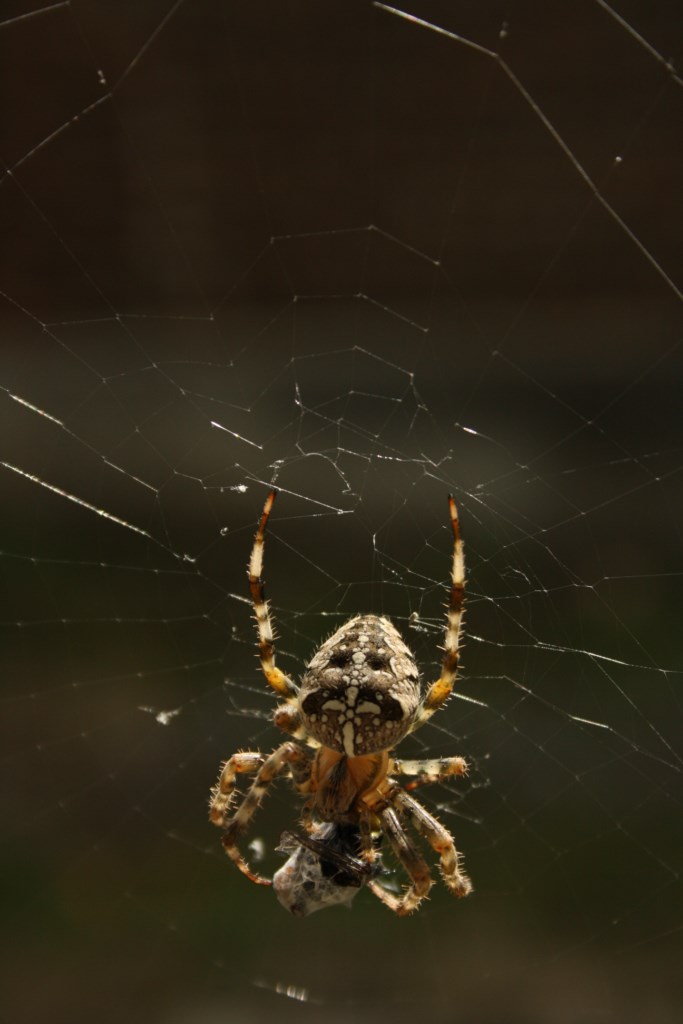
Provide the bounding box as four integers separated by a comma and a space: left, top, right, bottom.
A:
299, 614, 421, 756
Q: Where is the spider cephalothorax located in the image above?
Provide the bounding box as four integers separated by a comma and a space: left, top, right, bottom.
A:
209, 490, 472, 915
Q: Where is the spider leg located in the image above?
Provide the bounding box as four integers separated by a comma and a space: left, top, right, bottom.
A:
248, 489, 298, 702
366, 806, 433, 916
274, 702, 316, 743
358, 814, 379, 865
411, 495, 465, 732
220, 741, 311, 885
395, 755, 468, 791
209, 751, 265, 827
390, 786, 472, 898
354, 813, 387, 882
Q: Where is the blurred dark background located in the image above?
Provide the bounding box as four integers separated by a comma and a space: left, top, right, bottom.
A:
1, 2, 682, 1022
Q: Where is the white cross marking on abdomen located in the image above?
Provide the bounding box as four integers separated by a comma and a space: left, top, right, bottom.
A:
322, 687, 383, 755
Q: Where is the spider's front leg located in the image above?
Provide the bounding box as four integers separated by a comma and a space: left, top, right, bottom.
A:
365, 805, 434, 916
389, 785, 472, 898
209, 751, 266, 828
220, 741, 312, 886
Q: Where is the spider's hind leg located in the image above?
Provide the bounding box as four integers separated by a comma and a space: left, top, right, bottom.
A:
411, 495, 465, 734
248, 489, 298, 702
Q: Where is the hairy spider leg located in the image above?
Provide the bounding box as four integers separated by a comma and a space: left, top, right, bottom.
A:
394, 755, 469, 791
248, 489, 298, 701
220, 741, 312, 885
390, 786, 472, 898
209, 751, 266, 827
412, 495, 465, 731
366, 805, 433, 916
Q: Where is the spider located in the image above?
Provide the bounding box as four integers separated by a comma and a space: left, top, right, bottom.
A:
209, 489, 472, 915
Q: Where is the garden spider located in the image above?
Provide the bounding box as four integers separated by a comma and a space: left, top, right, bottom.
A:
209, 490, 472, 915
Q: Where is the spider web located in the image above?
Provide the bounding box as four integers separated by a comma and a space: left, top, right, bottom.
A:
2, 1, 682, 1022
